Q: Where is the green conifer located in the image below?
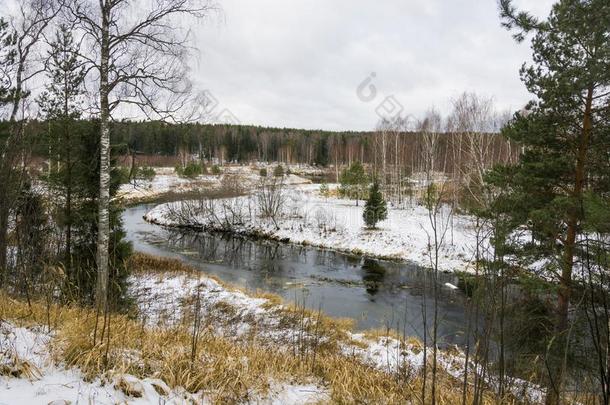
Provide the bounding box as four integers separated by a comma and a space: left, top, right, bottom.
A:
363, 182, 387, 228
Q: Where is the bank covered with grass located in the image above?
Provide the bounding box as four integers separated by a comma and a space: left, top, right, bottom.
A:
0, 253, 546, 404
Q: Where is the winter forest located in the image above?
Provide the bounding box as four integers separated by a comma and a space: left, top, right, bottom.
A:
0, 0, 609, 404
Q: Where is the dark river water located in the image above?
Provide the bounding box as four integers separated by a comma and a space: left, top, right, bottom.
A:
123, 204, 471, 346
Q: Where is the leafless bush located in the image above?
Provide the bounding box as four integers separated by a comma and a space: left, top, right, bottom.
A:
164, 193, 251, 232
220, 173, 245, 195
256, 176, 286, 228
286, 191, 303, 219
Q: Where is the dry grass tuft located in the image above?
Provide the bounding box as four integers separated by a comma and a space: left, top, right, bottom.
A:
128, 253, 235, 292
0, 352, 42, 380
0, 292, 305, 402
128, 253, 198, 276
253, 291, 283, 307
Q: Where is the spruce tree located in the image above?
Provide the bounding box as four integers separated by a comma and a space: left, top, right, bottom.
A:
37, 26, 131, 305
363, 181, 387, 228
491, 1, 610, 402
38, 25, 86, 279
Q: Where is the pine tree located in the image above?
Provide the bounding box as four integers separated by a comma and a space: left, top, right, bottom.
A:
363, 181, 387, 228
491, 1, 610, 402
340, 161, 368, 206
37, 26, 131, 305
38, 25, 86, 279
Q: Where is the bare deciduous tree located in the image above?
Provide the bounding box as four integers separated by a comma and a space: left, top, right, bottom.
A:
448, 92, 504, 208
418, 108, 453, 404
0, 0, 62, 284
66, 0, 217, 313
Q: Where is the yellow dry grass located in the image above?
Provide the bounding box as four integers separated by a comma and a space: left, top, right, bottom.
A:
128, 253, 198, 276
128, 253, 242, 293
0, 254, 534, 404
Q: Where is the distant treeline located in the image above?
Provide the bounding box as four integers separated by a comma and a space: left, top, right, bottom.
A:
11, 120, 518, 174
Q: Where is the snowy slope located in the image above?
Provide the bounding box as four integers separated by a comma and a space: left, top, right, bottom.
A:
0, 320, 327, 405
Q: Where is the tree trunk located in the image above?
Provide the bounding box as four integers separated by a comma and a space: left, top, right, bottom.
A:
65, 124, 73, 277
0, 54, 26, 285
0, 208, 8, 284
546, 85, 594, 405
96, 4, 111, 312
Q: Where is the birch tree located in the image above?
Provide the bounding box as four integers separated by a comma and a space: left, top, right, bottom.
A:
66, 0, 216, 311
448, 93, 498, 208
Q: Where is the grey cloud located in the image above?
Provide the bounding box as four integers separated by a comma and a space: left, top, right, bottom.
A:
192, 0, 555, 130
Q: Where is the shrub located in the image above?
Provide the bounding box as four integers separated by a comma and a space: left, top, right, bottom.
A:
116, 167, 131, 184
175, 162, 203, 178
273, 164, 284, 177
211, 164, 222, 175
259, 168, 268, 177
136, 166, 156, 181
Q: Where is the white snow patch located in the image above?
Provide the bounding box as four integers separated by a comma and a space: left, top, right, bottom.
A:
128, 273, 268, 334
262, 381, 329, 404
117, 166, 311, 203
0, 321, 209, 405
128, 272, 323, 347
344, 333, 424, 377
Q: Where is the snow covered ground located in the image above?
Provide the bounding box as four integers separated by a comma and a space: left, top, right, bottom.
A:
128, 270, 430, 375
0, 318, 328, 404
116, 166, 312, 204
145, 185, 482, 273
0, 263, 544, 404
0, 321, 202, 404
117, 170, 216, 203
127, 269, 544, 403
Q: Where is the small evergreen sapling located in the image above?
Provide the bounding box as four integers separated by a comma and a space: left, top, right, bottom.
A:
319, 181, 330, 198
363, 182, 387, 228
339, 161, 368, 205
273, 164, 284, 177
211, 164, 222, 175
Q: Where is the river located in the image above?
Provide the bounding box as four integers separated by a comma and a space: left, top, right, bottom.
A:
124, 203, 471, 347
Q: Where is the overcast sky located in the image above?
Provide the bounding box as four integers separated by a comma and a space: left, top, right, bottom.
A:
190, 0, 556, 131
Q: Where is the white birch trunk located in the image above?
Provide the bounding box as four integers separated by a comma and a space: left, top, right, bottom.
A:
96, 3, 110, 311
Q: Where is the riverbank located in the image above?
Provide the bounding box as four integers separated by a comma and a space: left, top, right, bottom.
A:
144, 185, 482, 273
0, 253, 544, 404
116, 166, 313, 205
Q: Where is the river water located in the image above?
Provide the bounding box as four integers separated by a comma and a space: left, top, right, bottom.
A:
123, 204, 471, 347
